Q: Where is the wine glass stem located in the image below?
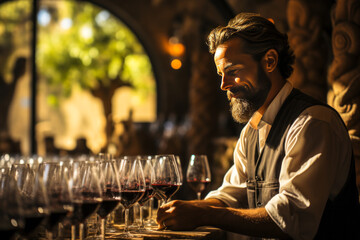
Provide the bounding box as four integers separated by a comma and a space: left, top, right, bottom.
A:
148, 198, 153, 220
197, 192, 201, 200
79, 223, 84, 240
140, 205, 144, 229
71, 225, 76, 240
124, 208, 130, 232
101, 218, 106, 240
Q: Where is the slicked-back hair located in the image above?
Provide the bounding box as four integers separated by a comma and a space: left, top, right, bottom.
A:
207, 13, 295, 79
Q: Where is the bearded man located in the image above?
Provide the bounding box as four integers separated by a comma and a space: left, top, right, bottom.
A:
157, 13, 360, 240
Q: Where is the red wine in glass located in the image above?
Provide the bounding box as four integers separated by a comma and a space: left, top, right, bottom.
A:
153, 155, 182, 204
21, 213, 47, 237
118, 157, 146, 237
97, 187, 120, 219
187, 179, 211, 194
119, 190, 145, 209
70, 200, 101, 225
151, 183, 181, 202
45, 206, 72, 231
97, 199, 119, 219
186, 155, 211, 200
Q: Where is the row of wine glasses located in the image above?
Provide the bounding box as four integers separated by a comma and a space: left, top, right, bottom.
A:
0, 153, 185, 240
0, 153, 210, 239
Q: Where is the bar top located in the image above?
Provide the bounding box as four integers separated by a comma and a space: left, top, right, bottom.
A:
106, 226, 225, 240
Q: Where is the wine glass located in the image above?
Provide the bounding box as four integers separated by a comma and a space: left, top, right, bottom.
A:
10, 161, 49, 239
136, 155, 155, 232
96, 154, 121, 240
0, 167, 24, 240
186, 154, 211, 200
152, 154, 182, 205
118, 156, 145, 238
39, 160, 73, 240
68, 157, 102, 240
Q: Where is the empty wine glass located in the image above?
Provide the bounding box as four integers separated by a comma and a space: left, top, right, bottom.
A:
152, 154, 182, 205
118, 156, 145, 238
96, 154, 121, 240
186, 154, 211, 200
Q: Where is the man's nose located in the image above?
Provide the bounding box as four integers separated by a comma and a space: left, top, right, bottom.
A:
220, 75, 233, 91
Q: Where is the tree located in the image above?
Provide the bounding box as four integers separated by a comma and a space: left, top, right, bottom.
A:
37, 1, 155, 149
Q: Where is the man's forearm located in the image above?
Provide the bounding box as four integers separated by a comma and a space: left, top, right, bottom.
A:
195, 198, 228, 207
203, 206, 290, 239
157, 199, 290, 238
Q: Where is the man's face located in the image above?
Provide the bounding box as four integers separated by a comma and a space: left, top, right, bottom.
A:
214, 38, 271, 123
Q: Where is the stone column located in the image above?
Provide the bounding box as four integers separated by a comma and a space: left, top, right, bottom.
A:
328, 0, 360, 192
286, 0, 331, 102
179, 1, 219, 155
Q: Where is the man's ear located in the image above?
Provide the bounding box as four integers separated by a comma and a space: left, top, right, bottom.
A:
263, 49, 278, 73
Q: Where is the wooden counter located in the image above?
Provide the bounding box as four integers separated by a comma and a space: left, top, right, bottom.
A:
106, 226, 226, 239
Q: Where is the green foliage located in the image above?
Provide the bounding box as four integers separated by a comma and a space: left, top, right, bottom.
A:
0, 0, 31, 76
36, 0, 155, 105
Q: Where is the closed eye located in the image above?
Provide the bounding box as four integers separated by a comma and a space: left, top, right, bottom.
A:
224, 64, 244, 76
226, 69, 238, 76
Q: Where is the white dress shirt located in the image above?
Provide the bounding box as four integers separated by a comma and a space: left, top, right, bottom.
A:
205, 81, 353, 240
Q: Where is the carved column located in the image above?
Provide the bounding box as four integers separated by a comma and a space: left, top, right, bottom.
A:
328, 0, 360, 192
180, 1, 219, 155
286, 0, 331, 102
187, 46, 218, 155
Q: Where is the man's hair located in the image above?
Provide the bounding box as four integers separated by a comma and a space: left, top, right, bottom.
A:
207, 13, 295, 79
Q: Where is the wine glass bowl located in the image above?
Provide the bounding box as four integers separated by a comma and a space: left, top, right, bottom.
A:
39, 160, 73, 240
152, 155, 182, 204
68, 157, 102, 240
136, 155, 156, 232
10, 161, 49, 238
186, 154, 211, 200
0, 168, 24, 240
96, 153, 121, 239
118, 156, 146, 237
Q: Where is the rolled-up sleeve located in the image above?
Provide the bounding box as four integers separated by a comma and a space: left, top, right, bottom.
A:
265, 107, 352, 240
205, 128, 250, 208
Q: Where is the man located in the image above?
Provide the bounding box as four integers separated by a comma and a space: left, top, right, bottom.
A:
157, 13, 360, 239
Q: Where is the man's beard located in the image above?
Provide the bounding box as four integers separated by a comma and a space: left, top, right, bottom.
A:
229, 65, 271, 123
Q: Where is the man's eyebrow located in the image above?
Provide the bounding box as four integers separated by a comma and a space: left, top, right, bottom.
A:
217, 62, 234, 75
224, 63, 244, 71
217, 63, 244, 76
223, 62, 234, 70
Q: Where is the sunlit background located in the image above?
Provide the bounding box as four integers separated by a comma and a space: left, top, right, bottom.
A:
0, 0, 156, 155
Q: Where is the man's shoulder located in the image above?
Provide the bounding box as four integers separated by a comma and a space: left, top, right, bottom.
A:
294, 105, 350, 141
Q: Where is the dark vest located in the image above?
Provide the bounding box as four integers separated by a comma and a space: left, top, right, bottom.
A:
245, 89, 360, 239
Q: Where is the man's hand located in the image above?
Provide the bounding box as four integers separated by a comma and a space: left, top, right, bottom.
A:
156, 200, 204, 230
156, 198, 225, 230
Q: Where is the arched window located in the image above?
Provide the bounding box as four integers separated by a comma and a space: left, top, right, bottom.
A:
0, 0, 157, 155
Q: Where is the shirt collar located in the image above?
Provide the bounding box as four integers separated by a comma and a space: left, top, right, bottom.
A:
249, 81, 293, 129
